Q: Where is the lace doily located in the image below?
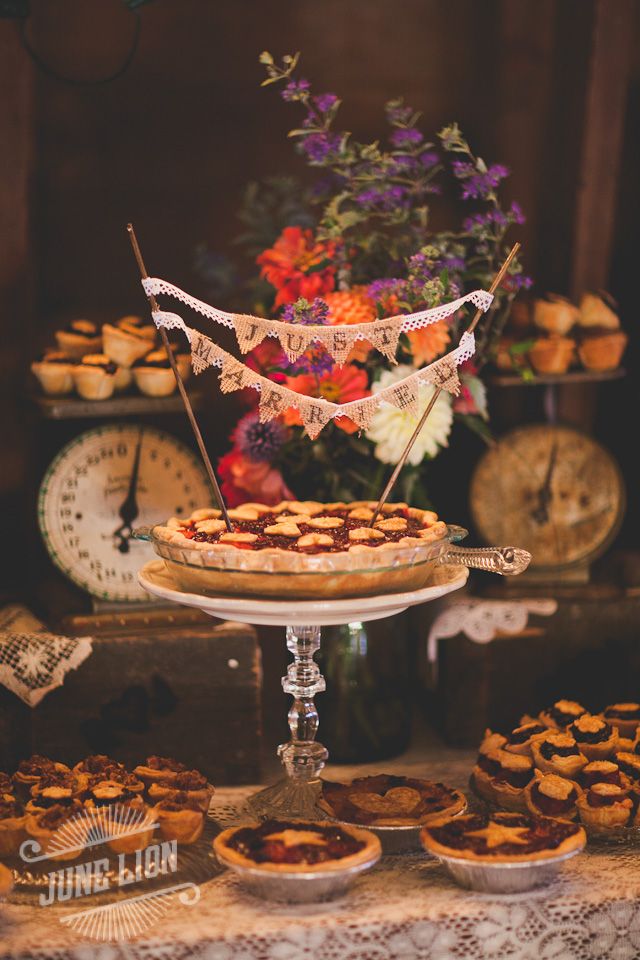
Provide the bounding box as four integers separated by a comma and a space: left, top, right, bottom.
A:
3, 751, 640, 959
0, 605, 92, 707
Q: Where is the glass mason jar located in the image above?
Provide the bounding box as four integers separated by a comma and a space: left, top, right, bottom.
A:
315, 615, 411, 763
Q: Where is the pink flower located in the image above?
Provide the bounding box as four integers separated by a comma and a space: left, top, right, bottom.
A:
218, 450, 294, 507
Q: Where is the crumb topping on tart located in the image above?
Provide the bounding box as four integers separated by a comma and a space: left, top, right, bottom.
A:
78, 354, 118, 374
614, 752, 640, 780
538, 734, 581, 760
224, 819, 366, 865
142, 756, 187, 773
604, 703, 640, 720
31, 802, 83, 830
537, 774, 575, 801
133, 349, 171, 369
423, 811, 582, 859
570, 714, 612, 742
64, 320, 99, 338
507, 722, 547, 745
586, 782, 630, 807
0, 799, 23, 819
544, 700, 587, 727
165, 502, 445, 554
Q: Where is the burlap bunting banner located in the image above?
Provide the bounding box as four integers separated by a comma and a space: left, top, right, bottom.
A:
155, 314, 476, 439
145, 277, 493, 366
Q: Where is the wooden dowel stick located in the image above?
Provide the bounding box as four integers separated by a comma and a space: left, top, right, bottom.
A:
371, 243, 521, 523
126, 223, 234, 532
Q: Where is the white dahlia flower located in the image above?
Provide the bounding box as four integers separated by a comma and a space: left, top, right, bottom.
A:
365, 365, 453, 466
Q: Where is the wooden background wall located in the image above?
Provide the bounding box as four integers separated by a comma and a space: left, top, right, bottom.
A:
1, 0, 639, 602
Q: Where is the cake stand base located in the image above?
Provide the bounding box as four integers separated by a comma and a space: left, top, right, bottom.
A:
246, 776, 327, 820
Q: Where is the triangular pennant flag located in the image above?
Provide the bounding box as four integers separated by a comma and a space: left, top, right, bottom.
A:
219, 354, 252, 394
190, 332, 216, 375
371, 321, 402, 363
301, 399, 335, 440
424, 355, 461, 395
343, 396, 378, 431
277, 326, 314, 363
234, 315, 269, 354
258, 384, 289, 422
322, 327, 356, 366
388, 376, 421, 418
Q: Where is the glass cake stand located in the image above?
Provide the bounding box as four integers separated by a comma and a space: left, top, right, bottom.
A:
138, 541, 530, 820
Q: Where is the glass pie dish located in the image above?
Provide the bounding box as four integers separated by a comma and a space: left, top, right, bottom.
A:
137, 523, 529, 600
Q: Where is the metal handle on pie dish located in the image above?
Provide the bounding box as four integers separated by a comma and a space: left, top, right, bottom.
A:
438, 545, 532, 576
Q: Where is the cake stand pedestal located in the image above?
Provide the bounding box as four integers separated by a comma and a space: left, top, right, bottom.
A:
139, 560, 468, 819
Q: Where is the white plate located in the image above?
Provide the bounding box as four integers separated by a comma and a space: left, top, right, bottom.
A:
138, 560, 468, 626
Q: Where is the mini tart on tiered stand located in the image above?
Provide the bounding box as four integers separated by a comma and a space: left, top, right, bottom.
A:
579, 760, 631, 792
528, 335, 575, 375
577, 292, 627, 372
533, 295, 580, 336
524, 772, 581, 821
319, 774, 466, 827
472, 749, 534, 812
103, 796, 156, 855
602, 703, 640, 741
102, 321, 155, 368
154, 501, 450, 599
87, 769, 145, 797
24, 801, 87, 861
82, 778, 142, 810
503, 721, 548, 756
147, 770, 213, 812
152, 794, 205, 844
72, 354, 119, 400
168, 341, 192, 382
575, 782, 633, 831
55, 320, 102, 360
132, 349, 177, 397
26, 770, 89, 813
0, 798, 28, 856
12, 756, 70, 797
531, 733, 588, 778
31, 351, 77, 395
538, 700, 587, 730
133, 756, 187, 787
117, 314, 157, 341
568, 714, 618, 761
613, 751, 640, 784
72, 754, 126, 779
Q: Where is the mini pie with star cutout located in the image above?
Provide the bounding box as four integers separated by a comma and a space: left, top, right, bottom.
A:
421, 810, 586, 864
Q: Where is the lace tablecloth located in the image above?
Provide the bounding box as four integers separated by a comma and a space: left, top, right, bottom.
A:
2, 750, 640, 960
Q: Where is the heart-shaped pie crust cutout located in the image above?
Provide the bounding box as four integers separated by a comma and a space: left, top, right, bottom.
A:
348, 786, 422, 814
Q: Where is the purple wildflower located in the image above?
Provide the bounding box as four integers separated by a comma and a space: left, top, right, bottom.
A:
460, 164, 510, 200
301, 132, 341, 163
355, 185, 408, 211
234, 411, 287, 462
390, 127, 423, 148
314, 92, 338, 113
281, 78, 310, 102
510, 201, 526, 225
281, 297, 330, 325
451, 160, 476, 178
368, 278, 406, 302
419, 151, 439, 169
386, 102, 414, 125
292, 346, 334, 376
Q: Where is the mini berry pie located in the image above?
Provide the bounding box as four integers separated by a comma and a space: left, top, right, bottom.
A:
539, 700, 587, 730
72, 354, 119, 401
132, 349, 177, 397
214, 819, 380, 873
568, 714, 618, 761
525, 773, 581, 821
478, 729, 508, 756
503, 722, 548, 756
602, 703, 640, 740
102, 321, 155, 368
154, 501, 451, 599
31, 351, 77, 396
484, 751, 535, 812
421, 810, 586, 864
531, 733, 588, 778
580, 760, 630, 792
614, 751, 640, 782
0, 798, 27, 856
152, 794, 205, 845
319, 775, 466, 827
133, 756, 187, 787
147, 770, 213, 812
575, 782, 633, 831
24, 802, 88, 861
55, 320, 102, 360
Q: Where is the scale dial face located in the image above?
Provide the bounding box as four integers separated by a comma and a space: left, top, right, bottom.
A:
470, 424, 625, 570
38, 423, 212, 601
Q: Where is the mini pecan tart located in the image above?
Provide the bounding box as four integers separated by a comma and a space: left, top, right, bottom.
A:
26, 771, 89, 814
73, 755, 126, 779
614, 751, 640, 783
532, 733, 588, 778
214, 819, 380, 873
83, 779, 140, 809
504, 722, 548, 756
102, 321, 155, 368
421, 810, 585, 864
132, 349, 177, 398
485, 751, 535, 812
89, 768, 145, 797
319, 774, 466, 827
147, 770, 213, 813
153, 501, 451, 599
0, 772, 15, 802
12, 756, 70, 796
602, 703, 640, 740
31, 351, 77, 395
72, 353, 119, 401
152, 794, 205, 845
569, 714, 618, 761
539, 700, 587, 730
580, 760, 631, 791
133, 756, 187, 788
525, 773, 581, 821
55, 319, 102, 360
576, 782, 633, 831
0, 798, 28, 856
24, 802, 87, 861
104, 797, 156, 855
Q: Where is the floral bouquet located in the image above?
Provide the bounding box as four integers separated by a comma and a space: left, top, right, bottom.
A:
204, 52, 531, 508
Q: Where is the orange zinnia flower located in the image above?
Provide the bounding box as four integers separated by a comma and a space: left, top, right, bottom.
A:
407, 320, 451, 366
256, 226, 337, 308
323, 287, 377, 363
284, 364, 370, 435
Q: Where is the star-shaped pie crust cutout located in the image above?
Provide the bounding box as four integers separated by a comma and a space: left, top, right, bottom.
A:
263, 829, 327, 848
465, 822, 531, 849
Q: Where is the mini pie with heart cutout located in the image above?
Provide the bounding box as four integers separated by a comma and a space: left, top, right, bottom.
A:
319, 774, 466, 827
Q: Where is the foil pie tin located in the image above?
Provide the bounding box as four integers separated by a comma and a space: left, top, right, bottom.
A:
427, 844, 584, 894
214, 853, 380, 903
